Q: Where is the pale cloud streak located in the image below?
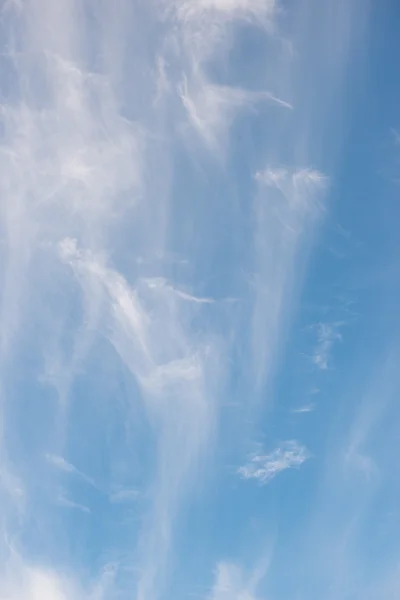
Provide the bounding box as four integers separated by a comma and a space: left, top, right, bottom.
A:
238, 440, 309, 484
311, 322, 342, 370
0, 560, 114, 600
0, 567, 70, 600
45, 454, 76, 474
171, 0, 284, 155
251, 168, 327, 389
57, 494, 91, 515
282, 353, 400, 600
60, 238, 218, 600
0, 0, 372, 599
45, 454, 96, 488
292, 403, 315, 413
109, 489, 139, 505
208, 561, 267, 600
179, 79, 292, 152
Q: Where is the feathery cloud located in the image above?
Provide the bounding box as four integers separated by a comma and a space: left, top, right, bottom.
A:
208, 558, 271, 600
60, 238, 219, 600
0, 0, 373, 599
57, 495, 91, 515
312, 322, 342, 370
251, 168, 327, 389
238, 441, 309, 484
45, 454, 77, 474
292, 403, 315, 414
109, 489, 139, 504
45, 454, 97, 488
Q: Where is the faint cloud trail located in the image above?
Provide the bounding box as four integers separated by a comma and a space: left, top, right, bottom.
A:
0, 0, 368, 599
238, 440, 309, 484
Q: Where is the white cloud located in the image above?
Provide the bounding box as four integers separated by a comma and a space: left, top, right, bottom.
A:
179, 78, 291, 152
176, 0, 276, 23
109, 489, 139, 504
145, 277, 215, 304
238, 441, 309, 484
292, 403, 315, 414
251, 167, 327, 389
57, 495, 91, 514
45, 454, 76, 474
0, 1, 368, 599
4, 569, 68, 600
169, 0, 284, 155
0, 560, 79, 600
311, 322, 342, 370
0, 561, 113, 600
45, 454, 96, 488
60, 240, 219, 600
0, 465, 25, 501
208, 559, 269, 600
343, 353, 400, 479
0, 1, 145, 592
285, 354, 400, 599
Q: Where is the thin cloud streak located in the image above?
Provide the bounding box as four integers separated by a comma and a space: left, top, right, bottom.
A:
45, 453, 97, 488
172, 0, 280, 155
0, 0, 370, 599
57, 495, 91, 515
292, 404, 315, 413
45, 454, 77, 475
109, 489, 140, 504
208, 558, 271, 600
238, 441, 309, 484
179, 80, 292, 151
251, 168, 327, 389
61, 238, 218, 600
311, 322, 342, 370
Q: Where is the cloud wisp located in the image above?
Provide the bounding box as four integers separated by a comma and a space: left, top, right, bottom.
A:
292, 403, 315, 414
45, 453, 97, 488
238, 441, 309, 485
251, 168, 327, 389
311, 322, 343, 371
208, 561, 268, 600
60, 237, 218, 600
0, 0, 372, 599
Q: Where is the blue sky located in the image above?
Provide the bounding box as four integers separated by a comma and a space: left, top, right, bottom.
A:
0, 0, 400, 599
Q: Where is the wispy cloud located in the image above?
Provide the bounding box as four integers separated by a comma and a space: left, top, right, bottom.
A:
0, 0, 373, 599
57, 494, 91, 515
171, 0, 284, 155
311, 322, 342, 370
0, 560, 110, 600
251, 168, 327, 389
0, 465, 25, 501
179, 79, 292, 152
238, 441, 309, 484
208, 557, 271, 600
209, 564, 255, 600
45, 453, 96, 488
145, 278, 215, 304
60, 238, 219, 600
45, 454, 76, 474
292, 403, 315, 414
177, 0, 276, 21
0, 567, 72, 600
109, 489, 139, 504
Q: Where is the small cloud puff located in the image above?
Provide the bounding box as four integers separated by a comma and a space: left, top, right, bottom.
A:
238, 440, 309, 484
